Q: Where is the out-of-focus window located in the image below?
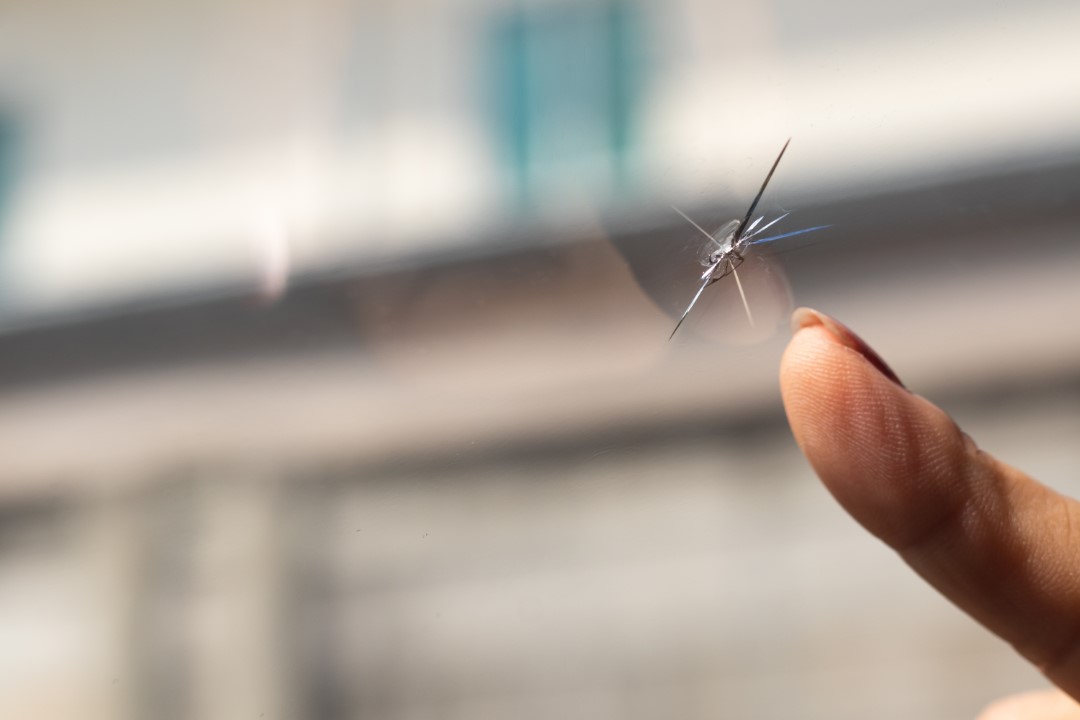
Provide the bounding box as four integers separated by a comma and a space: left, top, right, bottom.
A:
490, 0, 644, 209
0, 113, 17, 242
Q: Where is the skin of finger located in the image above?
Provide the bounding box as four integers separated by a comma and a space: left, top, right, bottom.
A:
977, 689, 1080, 720
779, 325, 1080, 695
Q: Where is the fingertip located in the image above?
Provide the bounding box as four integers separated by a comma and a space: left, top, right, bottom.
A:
789, 307, 904, 388
780, 308, 970, 547
782, 309, 1080, 697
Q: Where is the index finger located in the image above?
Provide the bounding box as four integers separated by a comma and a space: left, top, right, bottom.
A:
780, 308, 1080, 698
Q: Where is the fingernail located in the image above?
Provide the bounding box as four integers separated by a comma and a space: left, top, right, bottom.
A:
791, 307, 906, 389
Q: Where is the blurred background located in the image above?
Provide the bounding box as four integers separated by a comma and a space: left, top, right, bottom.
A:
1, 0, 1079, 718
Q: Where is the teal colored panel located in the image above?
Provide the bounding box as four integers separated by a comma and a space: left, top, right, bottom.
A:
0, 115, 18, 249
489, 0, 646, 209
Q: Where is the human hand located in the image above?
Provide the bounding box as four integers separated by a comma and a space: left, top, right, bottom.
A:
779, 308, 1080, 717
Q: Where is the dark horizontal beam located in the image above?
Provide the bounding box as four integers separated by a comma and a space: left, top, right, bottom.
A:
1, 157, 1078, 391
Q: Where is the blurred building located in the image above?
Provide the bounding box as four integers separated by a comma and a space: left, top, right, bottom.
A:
0, 0, 1079, 719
